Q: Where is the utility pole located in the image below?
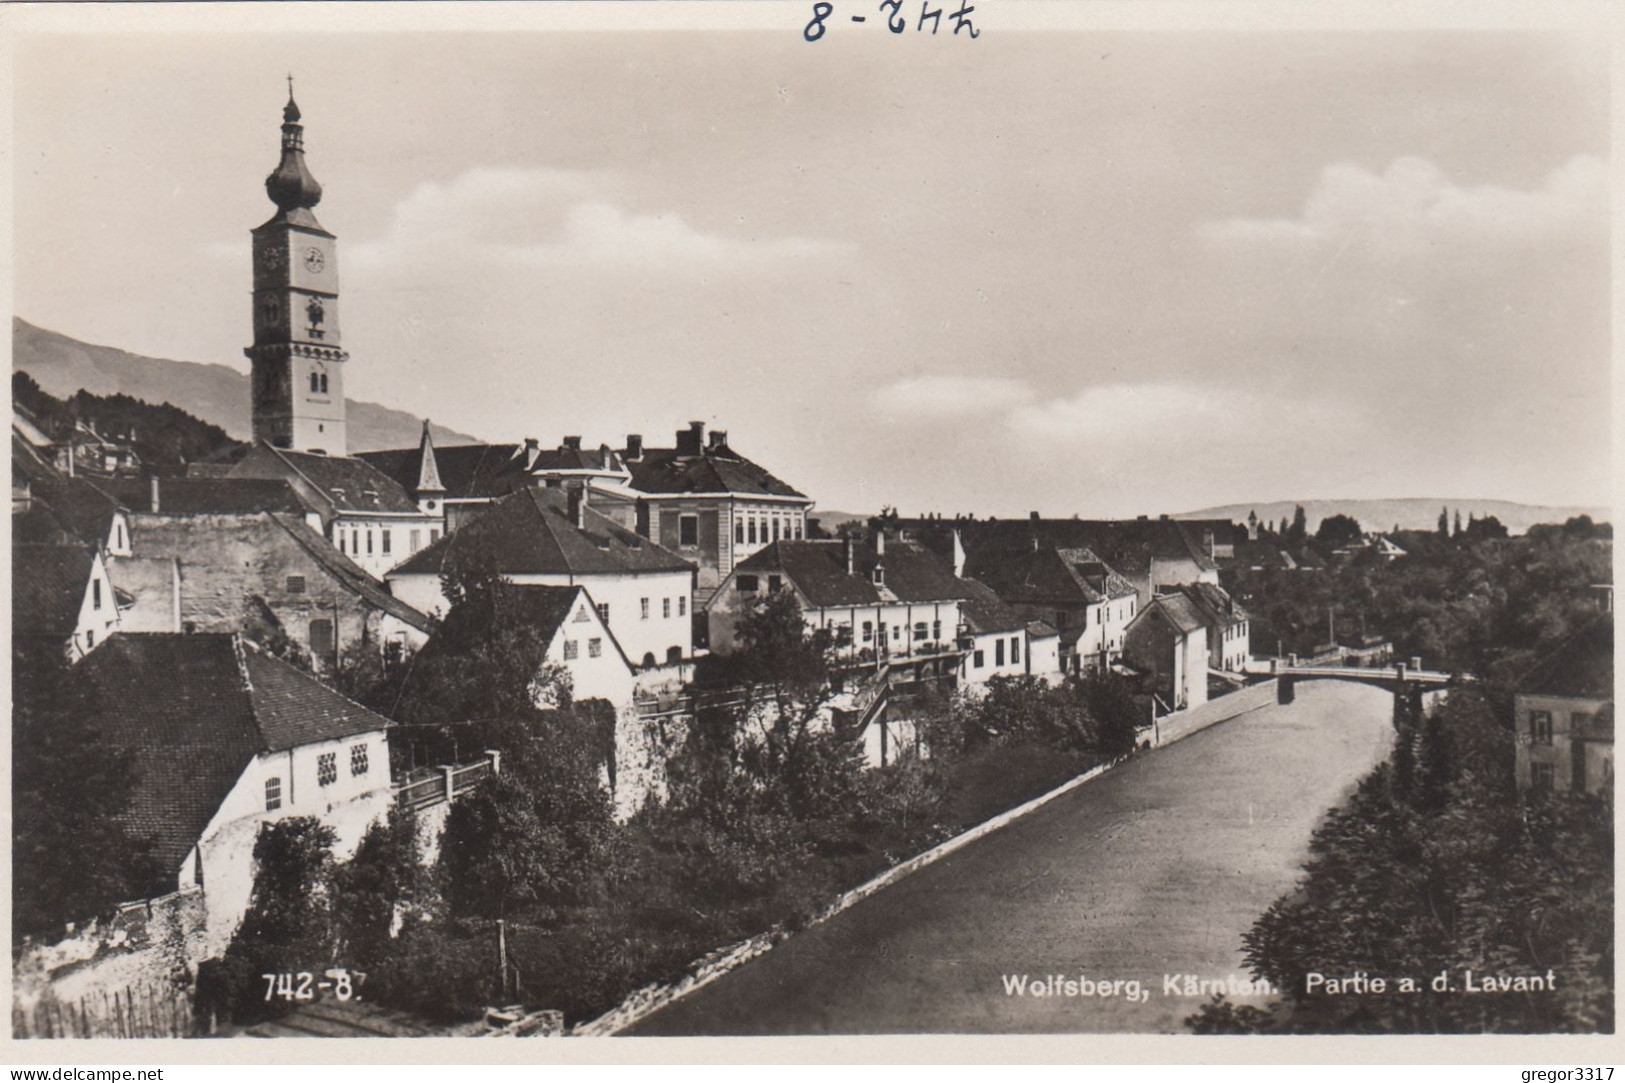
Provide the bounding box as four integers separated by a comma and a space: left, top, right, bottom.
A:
497, 919, 510, 1002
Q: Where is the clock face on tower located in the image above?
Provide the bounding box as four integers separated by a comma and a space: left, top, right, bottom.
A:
304, 247, 326, 273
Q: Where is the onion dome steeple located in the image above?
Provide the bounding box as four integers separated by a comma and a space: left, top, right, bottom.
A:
265, 77, 324, 215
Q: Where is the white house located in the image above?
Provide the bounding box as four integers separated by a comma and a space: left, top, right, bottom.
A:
13, 543, 123, 660
706, 535, 968, 673
386, 486, 696, 676
1124, 592, 1211, 711
230, 441, 445, 579
957, 578, 1032, 685
73, 634, 395, 954
1174, 582, 1252, 674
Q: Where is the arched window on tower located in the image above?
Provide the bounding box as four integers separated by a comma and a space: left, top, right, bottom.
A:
309, 371, 321, 394
319, 372, 329, 394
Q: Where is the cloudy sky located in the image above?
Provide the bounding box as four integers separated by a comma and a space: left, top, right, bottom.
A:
12, 16, 1611, 516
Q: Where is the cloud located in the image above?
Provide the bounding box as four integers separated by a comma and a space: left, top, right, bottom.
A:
1196, 155, 1606, 264
870, 374, 1036, 421
349, 166, 853, 274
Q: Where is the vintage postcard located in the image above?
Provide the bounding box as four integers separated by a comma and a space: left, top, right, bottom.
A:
2, 0, 1619, 1065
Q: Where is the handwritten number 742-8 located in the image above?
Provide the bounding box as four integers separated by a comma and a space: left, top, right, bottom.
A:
805, 1, 979, 41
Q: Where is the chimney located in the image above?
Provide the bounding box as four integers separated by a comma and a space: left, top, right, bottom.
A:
626, 434, 643, 461
600, 445, 613, 470
567, 484, 588, 530
951, 528, 967, 578
708, 429, 728, 451
1030, 511, 1040, 521
844, 537, 855, 576
524, 438, 540, 470
562, 436, 582, 452
676, 421, 705, 458
1204, 530, 1216, 560
875, 530, 885, 557
150, 475, 161, 514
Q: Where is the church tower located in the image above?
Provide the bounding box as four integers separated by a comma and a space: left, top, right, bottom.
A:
246, 82, 348, 455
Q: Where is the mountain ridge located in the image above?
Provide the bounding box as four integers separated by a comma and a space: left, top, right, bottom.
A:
12, 317, 478, 453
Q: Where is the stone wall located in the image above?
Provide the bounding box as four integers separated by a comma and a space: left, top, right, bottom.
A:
13, 888, 207, 1038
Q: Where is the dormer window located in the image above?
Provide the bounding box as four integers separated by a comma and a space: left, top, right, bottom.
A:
872, 565, 885, 586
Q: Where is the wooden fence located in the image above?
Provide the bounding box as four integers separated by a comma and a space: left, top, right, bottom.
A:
13, 981, 195, 1039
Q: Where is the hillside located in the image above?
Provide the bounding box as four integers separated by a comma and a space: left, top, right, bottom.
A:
1177, 497, 1611, 536
12, 318, 478, 453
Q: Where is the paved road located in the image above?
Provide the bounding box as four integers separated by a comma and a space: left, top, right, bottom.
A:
626, 681, 1394, 1035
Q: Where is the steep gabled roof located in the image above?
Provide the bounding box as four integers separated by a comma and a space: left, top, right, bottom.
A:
1176, 581, 1251, 626
961, 545, 1133, 608
734, 539, 967, 608
73, 634, 391, 883
267, 514, 434, 633
1140, 592, 1210, 636
16, 478, 123, 548
245, 445, 420, 514
622, 444, 808, 499
388, 487, 693, 579
1520, 614, 1613, 700
12, 542, 97, 637
958, 577, 1028, 634
89, 477, 307, 517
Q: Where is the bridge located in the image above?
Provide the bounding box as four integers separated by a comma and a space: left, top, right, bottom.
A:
1263, 656, 1467, 726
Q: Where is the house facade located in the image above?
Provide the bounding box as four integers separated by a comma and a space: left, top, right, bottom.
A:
386, 486, 695, 673
229, 442, 444, 579
1173, 582, 1252, 673
12, 543, 123, 660
957, 577, 1039, 684
1515, 615, 1613, 794
621, 422, 814, 608
126, 510, 433, 669
707, 535, 968, 677
960, 542, 1139, 675
1124, 592, 1211, 711
73, 634, 395, 954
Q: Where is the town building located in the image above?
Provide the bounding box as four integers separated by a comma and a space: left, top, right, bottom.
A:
899, 514, 1221, 608
229, 442, 443, 579
1169, 582, 1252, 674
13, 478, 134, 558
1124, 591, 1212, 712
620, 422, 814, 607
958, 541, 1139, 675
1515, 615, 1614, 794
957, 577, 1044, 684
12, 542, 124, 660
72, 633, 395, 954
359, 432, 632, 534
124, 510, 433, 670
706, 535, 967, 682
385, 486, 695, 674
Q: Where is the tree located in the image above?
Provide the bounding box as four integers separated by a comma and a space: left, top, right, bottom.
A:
1314, 513, 1363, 548
1438, 506, 1450, 537
439, 706, 616, 920
734, 588, 837, 731
203, 817, 338, 1023
1287, 505, 1308, 546
330, 809, 425, 969
1454, 510, 1463, 537
12, 645, 161, 941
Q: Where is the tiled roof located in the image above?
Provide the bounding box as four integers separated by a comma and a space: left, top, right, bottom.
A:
1142, 592, 1210, 636
962, 545, 1134, 608
268, 514, 435, 633
359, 442, 628, 503
1520, 615, 1613, 700
249, 445, 421, 514
622, 444, 808, 499
1026, 619, 1060, 639
16, 478, 122, 547
73, 634, 391, 884
12, 542, 96, 637
404, 584, 592, 699
1176, 582, 1251, 626
12, 433, 61, 484
899, 517, 1218, 576
734, 539, 968, 608
388, 488, 693, 579
90, 477, 307, 517
958, 577, 1028, 634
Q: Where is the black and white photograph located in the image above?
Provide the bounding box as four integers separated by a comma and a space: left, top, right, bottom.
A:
4, 0, 1617, 1055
